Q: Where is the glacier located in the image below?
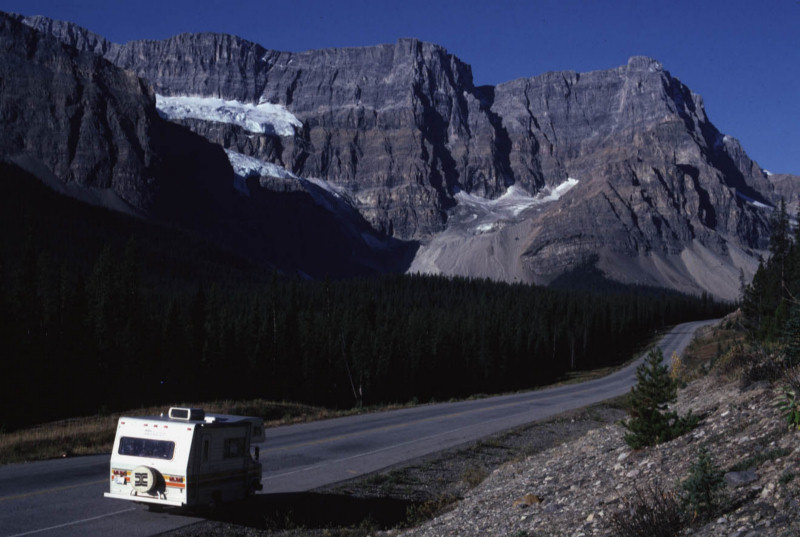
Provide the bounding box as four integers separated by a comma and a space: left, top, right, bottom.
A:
156, 95, 302, 136
223, 150, 359, 217
224, 150, 300, 195
455, 178, 579, 226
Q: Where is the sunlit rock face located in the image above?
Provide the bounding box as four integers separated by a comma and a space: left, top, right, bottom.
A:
484, 57, 778, 297
16, 13, 800, 298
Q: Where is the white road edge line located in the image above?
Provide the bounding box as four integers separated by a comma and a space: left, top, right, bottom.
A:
4, 507, 137, 537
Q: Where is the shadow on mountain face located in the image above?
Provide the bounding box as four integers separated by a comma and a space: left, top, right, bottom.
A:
234, 183, 420, 279
547, 255, 683, 297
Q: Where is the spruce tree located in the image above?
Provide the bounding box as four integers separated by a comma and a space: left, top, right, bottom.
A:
784, 306, 800, 367
623, 347, 697, 449
769, 198, 790, 274
680, 447, 726, 522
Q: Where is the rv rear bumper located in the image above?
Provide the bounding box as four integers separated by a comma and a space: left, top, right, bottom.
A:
104, 492, 185, 507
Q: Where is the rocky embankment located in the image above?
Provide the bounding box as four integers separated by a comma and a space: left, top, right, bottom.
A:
167, 328, 799, 537
396, 374, 799, 537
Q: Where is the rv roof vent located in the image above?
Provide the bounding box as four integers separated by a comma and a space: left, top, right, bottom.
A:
168, 407, 205, 421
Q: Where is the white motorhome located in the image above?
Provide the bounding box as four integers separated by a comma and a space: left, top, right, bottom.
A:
104, 407, 264, 508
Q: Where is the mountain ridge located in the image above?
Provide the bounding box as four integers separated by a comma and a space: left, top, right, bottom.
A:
0, 12, 416, 279
7, 12, 800, 299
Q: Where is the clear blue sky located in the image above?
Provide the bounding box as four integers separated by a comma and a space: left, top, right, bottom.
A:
4, 0, 799, 174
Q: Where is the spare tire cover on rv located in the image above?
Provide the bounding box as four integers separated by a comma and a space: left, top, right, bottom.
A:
131, 466, 159, 493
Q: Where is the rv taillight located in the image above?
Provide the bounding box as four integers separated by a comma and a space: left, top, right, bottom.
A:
111, 468, 129, 484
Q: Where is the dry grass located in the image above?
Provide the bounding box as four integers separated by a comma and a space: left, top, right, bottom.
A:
681, 324, 747, 380
0, 415, 119, 464
461, 465, 489, 488
0, 399, 377, 465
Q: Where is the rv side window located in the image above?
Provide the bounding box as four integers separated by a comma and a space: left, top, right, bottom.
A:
118, 437, 175, 460
224, 437, 245, 458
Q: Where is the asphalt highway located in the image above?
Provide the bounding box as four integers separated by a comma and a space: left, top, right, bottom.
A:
0, 319, 716, 536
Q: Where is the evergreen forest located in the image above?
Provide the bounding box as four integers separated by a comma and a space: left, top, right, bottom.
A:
741, 198, 800, 346
0, 163, 730, 430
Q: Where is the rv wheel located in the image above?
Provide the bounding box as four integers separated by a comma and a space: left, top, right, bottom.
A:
131, 466, 159, 494
250, 479, 263, 494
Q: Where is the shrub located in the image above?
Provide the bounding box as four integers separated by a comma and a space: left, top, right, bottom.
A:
781, 362, 800, 393
713, 340, 782, 384
622, 348, 699, 449
779, 471, 795, 485
610, 481, 684, 537
729, 446, 791, 472
669, 351, 688, 385
774, 361, 800, 431
680, 447, 726, 523
775, 385, 800, 430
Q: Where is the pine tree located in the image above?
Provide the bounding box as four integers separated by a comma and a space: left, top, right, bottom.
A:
766, 197, 791, 329
769, 198, 791, 272
623, 347, 698, 449
680, 447, 726, 522
790, 205, 800, 301
783, 306, 800, 367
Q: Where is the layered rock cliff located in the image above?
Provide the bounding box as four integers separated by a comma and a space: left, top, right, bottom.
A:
475, 58, 778, 295
0, 12, 241, 224
11, 12, 800, 298
0, 13, 159, 213
0, 13, 413, 278
16, 16, 526, 238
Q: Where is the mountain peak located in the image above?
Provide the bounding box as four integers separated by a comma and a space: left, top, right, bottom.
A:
626, 55, 663, 72
5, 11, 798, 299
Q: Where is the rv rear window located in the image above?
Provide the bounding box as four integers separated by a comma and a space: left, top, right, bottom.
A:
118, 437, 175, 460
224, 437, 245, 459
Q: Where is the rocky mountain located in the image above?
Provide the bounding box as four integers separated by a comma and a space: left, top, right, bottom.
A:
0, 12, 412, 278
9, 12, 800, 299
1, 12, 199, 216
769, 173, 800, 215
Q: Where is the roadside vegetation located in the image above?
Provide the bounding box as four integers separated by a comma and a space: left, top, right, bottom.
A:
0, 399, 382, 465
621, 347, 699, 449
610, 199, 800, 536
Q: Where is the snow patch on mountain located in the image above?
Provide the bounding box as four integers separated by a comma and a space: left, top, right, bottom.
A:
223, 151, 390, 252
455, 178, 579, 233
156, 95, 302, 136
303, 177, 355, 203
223, 150, 361, 218
735, 191, 772, 210
224, 150, 299, 195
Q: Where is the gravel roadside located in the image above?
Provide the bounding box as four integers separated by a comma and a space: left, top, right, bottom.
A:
162, 401, 628, 536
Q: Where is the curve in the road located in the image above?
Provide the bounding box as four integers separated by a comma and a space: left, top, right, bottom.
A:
0, 319, 717, 537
